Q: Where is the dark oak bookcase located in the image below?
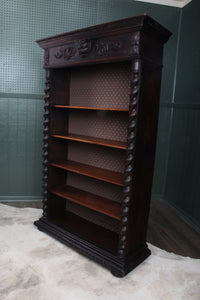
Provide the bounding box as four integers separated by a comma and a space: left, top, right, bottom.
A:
34, 14, 171, 277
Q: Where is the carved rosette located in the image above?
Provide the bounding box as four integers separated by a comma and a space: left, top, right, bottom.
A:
54, 47, 76, 60
42, 69, 51, 218
118, 59, 141, 257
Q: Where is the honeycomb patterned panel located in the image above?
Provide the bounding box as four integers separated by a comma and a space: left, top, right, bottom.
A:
67, 172, 123, 203
68, 110, 128, 142
68, 141, 126, 173
65, 201, 120, 233
70, 62, 131, 109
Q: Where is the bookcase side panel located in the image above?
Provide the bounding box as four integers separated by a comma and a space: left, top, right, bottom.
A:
124, 60, 163, 256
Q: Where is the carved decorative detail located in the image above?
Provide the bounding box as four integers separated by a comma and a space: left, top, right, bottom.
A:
44, 49, 49, 66
131, 32, 140, 56
95, 39, 122, 56
95, 42, 108, 56
42, 69, 51, 219
64, 47, 76, 60
53, 39, 123, 61
118, 59, 141, 257
110, 40, 122, 51
54, 47, 76, 60
54, 49, 63, 59
78, 39, 92, 57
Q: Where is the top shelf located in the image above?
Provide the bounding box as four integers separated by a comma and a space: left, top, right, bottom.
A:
51, 105, 129, 112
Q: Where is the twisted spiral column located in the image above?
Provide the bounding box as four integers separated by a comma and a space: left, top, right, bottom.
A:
118, 59, 141, 257
42, 69, 51, 219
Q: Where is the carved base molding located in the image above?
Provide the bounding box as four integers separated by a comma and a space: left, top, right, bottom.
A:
34, 217, 151, 277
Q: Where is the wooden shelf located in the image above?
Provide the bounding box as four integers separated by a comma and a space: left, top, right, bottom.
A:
51, 105, 129, 112
49, 185, 121, 220
50, 160, 124, 186
48, 211, 118, 254
51, 133, 127, 150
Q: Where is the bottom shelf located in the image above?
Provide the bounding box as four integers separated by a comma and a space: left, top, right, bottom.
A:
48, 210, 119, 254
34, 214, 151, 277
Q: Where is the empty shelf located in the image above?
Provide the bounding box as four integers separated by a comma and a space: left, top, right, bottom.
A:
50, 160, 124, 186
51, 133, 126, 150
49, 185, 121, 220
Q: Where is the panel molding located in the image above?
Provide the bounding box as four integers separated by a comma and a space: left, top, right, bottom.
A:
0, 196, 42, 201
160, 102, 200, 109
0, 92, 44, 100
1, 94, 199, 109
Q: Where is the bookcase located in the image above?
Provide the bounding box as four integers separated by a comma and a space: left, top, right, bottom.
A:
34, 14, 171, 277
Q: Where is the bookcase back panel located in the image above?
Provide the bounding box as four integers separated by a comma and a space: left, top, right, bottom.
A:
67, 141, 126, 173
70, 61, 131, 109
68, 110, 128, 142
65, 201, 120, 233
67, 172, 123, 203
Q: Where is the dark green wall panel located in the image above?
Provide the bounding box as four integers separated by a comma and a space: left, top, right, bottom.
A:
174, 0, 200, 104
152, 105, 172, 198
165, 106, 200, 228
164, 0, 200, 228
0, 98, 43, 198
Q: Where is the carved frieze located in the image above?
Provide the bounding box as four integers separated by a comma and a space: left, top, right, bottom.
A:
53, 38, 124, 62
95, 39, 122, 56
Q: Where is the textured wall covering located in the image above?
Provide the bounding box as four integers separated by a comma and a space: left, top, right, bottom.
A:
0, 97, 43, 199
0, 0, 179, 201
165, 0, 200, 229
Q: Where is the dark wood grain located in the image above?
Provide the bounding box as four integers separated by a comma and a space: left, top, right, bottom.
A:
42, 69, 51, 219
49, 185, 121, 220
50, 160, 124, 186
51, 133, 127, 150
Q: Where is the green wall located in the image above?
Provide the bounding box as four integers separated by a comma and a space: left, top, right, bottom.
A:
165, 0, 200, 229
1, 1, 199, 229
